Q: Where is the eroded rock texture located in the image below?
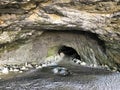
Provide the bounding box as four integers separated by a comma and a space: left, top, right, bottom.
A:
0, 0, 119, 70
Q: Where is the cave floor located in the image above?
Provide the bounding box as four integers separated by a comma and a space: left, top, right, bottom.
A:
0, 67, 120, 90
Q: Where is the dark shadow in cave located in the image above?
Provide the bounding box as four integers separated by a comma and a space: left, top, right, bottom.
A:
58, 45, 81, 60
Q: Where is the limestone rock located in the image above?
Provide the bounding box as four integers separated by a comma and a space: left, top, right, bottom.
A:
0, 0, 119, 71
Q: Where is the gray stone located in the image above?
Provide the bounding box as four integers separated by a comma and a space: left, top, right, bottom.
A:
0, 0, 119, 71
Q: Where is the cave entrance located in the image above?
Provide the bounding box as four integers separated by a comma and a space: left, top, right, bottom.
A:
0, 30, 108, 68
36, 30, 107, 67
57, 45, 81, 60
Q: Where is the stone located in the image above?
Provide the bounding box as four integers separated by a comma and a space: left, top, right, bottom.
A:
21, 66, 28, 71
1, 68, 9, 74
25, 62, 33, 68
52, 67, 70, 76
13, 68, 20, 72
0, 0, 119, 71
19, 71, 23, 73
35, 65, 42, 69
72, 58, 82, 64
9, 68, 14, 72
80, 62, 87, 66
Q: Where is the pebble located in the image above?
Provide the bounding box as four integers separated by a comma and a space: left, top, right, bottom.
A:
52, 67, 70, 76
2, 68, 9, 74
116, 71, 119, 73
13, 68, 20, 72
76, 60, 82, 64
41, 63, 48, 67
93, 64, 97, 67
25, 62, 28, 67
26, 64, 33, 68
104, 65, 109, 68
80, 62, 87, 66
59, 69, 70, 76
19, 71, 23, 73
72, 59, 86, 66
9, 68, 14, 72
36, 65, 42, 69
21, 66, 28, 71
72, 59, 87, 65
52, 68, 59, 74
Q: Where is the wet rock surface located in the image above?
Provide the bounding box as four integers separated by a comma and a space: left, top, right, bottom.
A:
0, 66, 119, 90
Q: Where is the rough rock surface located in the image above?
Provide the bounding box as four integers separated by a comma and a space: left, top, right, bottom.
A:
0, 0, 119, 70
0, 68, 120, 90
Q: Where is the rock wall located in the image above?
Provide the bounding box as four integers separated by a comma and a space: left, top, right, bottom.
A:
0, 0, 119, 70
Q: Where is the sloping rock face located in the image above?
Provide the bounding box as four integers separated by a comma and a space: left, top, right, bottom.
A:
0, 0, 119, 70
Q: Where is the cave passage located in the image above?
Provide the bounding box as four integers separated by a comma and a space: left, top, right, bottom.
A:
58, 45, 81, 60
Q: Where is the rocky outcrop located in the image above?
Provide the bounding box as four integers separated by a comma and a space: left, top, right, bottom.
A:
0, 0, 119, 71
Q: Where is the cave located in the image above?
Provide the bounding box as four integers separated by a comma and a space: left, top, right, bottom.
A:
57, 45, 81, 60
0, 0, 120, 89
0, 30, 119, 90
0, 30, 110, 68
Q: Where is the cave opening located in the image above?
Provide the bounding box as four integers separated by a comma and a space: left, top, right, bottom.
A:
36, 30, 109, 68
0, 29, 110, 70
57, 45, 81, 60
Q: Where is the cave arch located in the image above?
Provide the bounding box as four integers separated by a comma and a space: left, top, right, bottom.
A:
58, 45, 81, 60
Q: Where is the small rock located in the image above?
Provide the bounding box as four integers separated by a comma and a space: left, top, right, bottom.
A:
9, 67, 14, 72
112, 67, 117, 72
2, 68, 9, 74
35, 64, 38, 67
52, 67, 70, 76
13, 68, 20, 72
12, 65, 19, 69
116, 71, 119, 73
36, 65, 42, 69
24, 62, 34, 68
76, 60, 82, 64
103, 65, 110, 70
19, 71, 23, 73
72, 59, 82, 64
52, 68, 59, 74
81, 62, 87, 66
112, 69, 117, 72
21, 66, 28, 71
104, 65, 108, 67
93, 64, 97, 67
25, 62, 28, 67
27, 64, 33, 68
41, 63, 47, 67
